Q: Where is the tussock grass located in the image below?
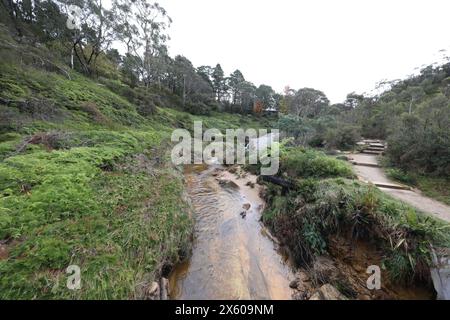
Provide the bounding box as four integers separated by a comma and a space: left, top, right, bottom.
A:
0, 128, 193, 299
280, 147, 355, 179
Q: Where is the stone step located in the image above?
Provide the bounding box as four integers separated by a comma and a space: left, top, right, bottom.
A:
366, 146, 385, 151
350, 161, 380, 168
373, 181, 411, 190
359, 179, 411, 190
369, 143, 385, 148
362, 139, 381, 144
361, 150, 383, 155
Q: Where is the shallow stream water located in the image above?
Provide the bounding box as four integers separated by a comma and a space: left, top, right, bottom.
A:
169, 164, 294, 300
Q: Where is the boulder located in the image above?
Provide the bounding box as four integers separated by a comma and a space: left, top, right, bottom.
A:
292, 290, 310, 300
289, 271, 310, 289
148, 281, 160, 300
430, 247, 450, 300
218, 179, 239, 189
295, 270, 311, 282
309, 284, 347, 300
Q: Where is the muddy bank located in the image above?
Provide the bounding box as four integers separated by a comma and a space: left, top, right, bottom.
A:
288, 235, 434, 300
169, 165, 294, 300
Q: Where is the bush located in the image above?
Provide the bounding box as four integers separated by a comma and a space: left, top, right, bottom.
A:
386, 96, 450, 176
325, 125, 360, 150
174, 113, 192, 129
386, 168, 417, 185
136, 100, 157, 117
280, 148, 355, 179
277, 115, 326, 147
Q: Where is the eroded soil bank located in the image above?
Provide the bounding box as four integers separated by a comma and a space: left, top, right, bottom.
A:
287, 235, 434, 300
169, 164, 294, 299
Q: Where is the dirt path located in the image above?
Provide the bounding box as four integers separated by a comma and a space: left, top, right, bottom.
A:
349, 153, 450, 223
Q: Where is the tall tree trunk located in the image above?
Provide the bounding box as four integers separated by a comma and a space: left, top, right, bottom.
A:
70, 47, 74, 69
182, 74, 186, 107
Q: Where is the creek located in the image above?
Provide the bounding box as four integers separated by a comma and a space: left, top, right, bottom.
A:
169, 164, 294, 299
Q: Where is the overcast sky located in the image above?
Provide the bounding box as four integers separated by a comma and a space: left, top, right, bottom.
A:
154, 0, 450, 103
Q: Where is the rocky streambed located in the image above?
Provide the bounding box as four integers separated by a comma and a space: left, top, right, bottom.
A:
169, 164, 294, 300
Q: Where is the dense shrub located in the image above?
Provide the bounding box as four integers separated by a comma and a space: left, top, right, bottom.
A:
280, 147, 355, 179
349, 63, 450, 177
325, 125, 361, 150
277, 115, 360, 150
386, 168, 417, 185
386, 102, 450, 176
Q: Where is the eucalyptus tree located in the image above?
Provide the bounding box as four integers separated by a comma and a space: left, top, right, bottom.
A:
111, 0, 139, 55
255, 84, 275, 110
60, 0, 118, 74
403, 86, 425, 114
212, 64, 227, 102
239, 81, 256, 113
228, 69, 245, 105
171, 55, 214, 110
133, 0, 171, 86
290, 88, 330, 118
197, 65, 214, 90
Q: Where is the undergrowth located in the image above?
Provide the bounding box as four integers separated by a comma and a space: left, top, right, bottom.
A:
262, 147, 450, 286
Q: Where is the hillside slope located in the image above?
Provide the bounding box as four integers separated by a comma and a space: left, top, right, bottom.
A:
0, 27, 270, 299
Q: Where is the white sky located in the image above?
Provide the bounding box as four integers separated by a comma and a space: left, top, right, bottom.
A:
155, 0, 450, 103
